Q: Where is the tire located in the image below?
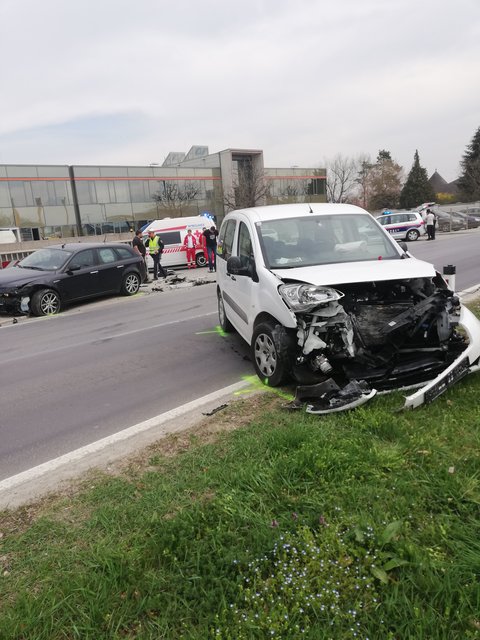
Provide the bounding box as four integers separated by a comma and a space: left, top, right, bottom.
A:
121, 272, 141, 296
406, 229, 419, 241
30, 288, 61, 316
251, 321, 293, 386
217, 289, 233, 333
196, 253, 207, 268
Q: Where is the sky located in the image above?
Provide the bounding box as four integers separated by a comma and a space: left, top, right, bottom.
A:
0, 0, 479, 183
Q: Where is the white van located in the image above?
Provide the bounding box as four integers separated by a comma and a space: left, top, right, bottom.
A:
216, 203, 480, 413
142, 216, 214, 270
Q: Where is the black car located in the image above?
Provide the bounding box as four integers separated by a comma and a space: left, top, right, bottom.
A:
0, 242, 146, 316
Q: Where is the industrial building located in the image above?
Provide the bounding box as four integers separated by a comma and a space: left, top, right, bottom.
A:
0, 146, 326, 240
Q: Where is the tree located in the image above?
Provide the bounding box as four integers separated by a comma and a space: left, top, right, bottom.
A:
152, 181, 200, 214
325, 154, 359, 203
368, 150, 403, 211
223, 160, 270, 212
457, 126, 480, 201
355, 156, 374, 209
399, 150, 435, 209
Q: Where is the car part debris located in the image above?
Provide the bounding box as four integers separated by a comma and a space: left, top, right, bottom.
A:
202, 403, 228, 416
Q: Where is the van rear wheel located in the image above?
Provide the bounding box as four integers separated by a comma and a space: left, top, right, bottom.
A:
406, 229, 419, 241
196, 253, 207, 267
217, 290, 233, 333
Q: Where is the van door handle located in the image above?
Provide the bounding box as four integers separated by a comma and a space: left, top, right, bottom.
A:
90, 270, 99, 274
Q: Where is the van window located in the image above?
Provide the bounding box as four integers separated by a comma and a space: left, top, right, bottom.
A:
159, 231, 181, 245
218, 220, 236, 261
237, 222, 254, 269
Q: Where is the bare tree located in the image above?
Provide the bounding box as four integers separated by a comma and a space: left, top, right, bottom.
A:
152, 181, 200, 212
324, 154, 359, 203
354, 155, 374, 208
223, 161, 270, 212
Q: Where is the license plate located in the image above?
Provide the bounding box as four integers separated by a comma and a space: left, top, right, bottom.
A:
424, 357, 470, 403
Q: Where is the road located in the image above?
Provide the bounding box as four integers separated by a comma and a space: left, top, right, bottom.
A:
404, 228, 480, 290
0, 284, 251, 481
0, 230, 478, 483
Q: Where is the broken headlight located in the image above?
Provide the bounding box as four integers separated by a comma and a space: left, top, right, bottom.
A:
279, 284, 344, 312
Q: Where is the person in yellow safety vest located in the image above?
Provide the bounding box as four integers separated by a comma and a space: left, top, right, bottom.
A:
145, 230, 167, 280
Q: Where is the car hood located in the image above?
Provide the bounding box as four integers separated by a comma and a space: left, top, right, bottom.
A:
0, 267, 48, 288
270, 257, 437, 286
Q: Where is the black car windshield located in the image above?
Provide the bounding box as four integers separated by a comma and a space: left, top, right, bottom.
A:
18, 248, 72, 271
256, 214, 400, 268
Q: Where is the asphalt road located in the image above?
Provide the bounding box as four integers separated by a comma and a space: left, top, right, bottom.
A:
404, 228, 480, 290
0, 283, 251, 481
0, 229, 478, 483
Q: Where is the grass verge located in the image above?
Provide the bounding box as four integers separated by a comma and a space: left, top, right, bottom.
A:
1, 314, 480, 638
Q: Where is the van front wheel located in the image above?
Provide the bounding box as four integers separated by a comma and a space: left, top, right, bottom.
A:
251, 321, 293, 386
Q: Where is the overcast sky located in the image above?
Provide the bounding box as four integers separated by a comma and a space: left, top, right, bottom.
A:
1, 0, 479, 182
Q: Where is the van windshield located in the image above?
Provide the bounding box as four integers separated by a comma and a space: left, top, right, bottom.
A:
256, 214, 399, 268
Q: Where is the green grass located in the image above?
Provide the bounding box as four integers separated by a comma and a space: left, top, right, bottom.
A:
1, 312, 480, 638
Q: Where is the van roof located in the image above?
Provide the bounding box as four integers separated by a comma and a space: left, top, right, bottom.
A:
143, 215, 213, 234
224, 202, 368, 223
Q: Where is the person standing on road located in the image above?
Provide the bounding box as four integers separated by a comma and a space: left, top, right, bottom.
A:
146, 230, 167, 279
203, 225, 218, 272
132, 229, 149, 281
183, 228, 197, 268
426, 209, 436, 240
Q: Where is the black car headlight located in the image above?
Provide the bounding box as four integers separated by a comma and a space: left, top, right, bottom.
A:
279, 284, 344, 312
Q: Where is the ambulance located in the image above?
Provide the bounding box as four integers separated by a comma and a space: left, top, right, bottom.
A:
142, 215, 215, 271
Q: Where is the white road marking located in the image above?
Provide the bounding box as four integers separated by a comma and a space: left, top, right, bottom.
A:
0, 380, 249, 495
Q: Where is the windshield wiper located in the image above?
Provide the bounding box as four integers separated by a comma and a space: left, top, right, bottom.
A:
22, 265, 45, 271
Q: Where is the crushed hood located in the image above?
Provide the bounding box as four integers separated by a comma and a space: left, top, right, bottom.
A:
271, 258, 436, 286
0, 267, 47, 288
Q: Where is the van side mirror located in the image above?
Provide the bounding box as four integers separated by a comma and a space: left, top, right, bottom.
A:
397, 241, 408, 252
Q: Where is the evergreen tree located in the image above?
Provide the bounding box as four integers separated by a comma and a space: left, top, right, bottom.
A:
399, 150, 435, 209
457, 126, 480, 201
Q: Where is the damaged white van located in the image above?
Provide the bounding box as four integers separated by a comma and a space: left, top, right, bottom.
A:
216, 203, 480, 413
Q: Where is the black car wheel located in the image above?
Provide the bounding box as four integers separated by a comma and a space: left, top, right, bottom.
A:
217, 289, 233, 333
30, 288, 61, 316
251, 321, 293, 386
121, 272, 141, 295
196, 253, 207, 268
406, 229, 419, 241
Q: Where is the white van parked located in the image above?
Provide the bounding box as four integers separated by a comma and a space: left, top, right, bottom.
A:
142, 216, 214, 270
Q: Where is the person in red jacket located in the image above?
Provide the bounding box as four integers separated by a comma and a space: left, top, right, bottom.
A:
183, 228, 197, 268
200, 227, 208, 262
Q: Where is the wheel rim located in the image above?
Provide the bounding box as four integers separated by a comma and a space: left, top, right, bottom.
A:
40, 292, 60, 314
407, 230, 418, 241
196, 255, 207, 267
125, 274, 139, 294
254, 333, 277, 377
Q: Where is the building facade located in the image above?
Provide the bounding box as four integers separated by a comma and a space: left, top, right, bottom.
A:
0, 147, 326, 240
